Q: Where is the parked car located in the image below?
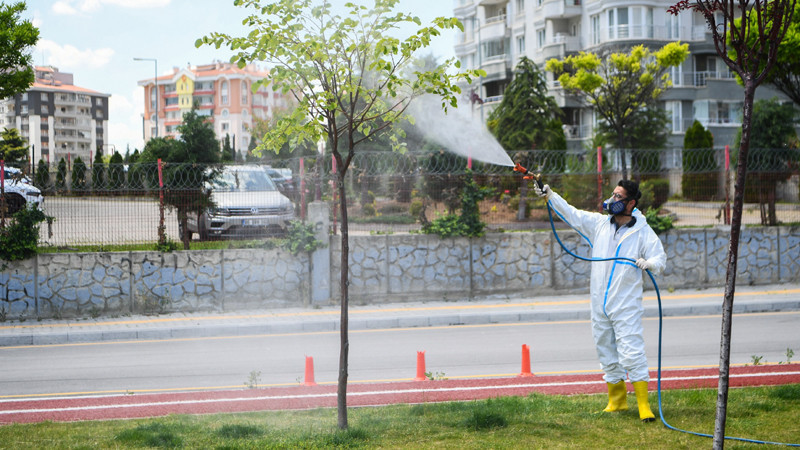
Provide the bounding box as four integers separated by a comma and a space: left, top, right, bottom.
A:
185, 166, 294, 240
263, 166, 297, 200
1, 166, 43, 214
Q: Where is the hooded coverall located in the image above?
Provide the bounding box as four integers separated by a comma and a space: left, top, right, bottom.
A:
546, 190, 667, 383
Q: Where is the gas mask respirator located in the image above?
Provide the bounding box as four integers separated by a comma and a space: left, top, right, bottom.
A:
602, 196, 628, 215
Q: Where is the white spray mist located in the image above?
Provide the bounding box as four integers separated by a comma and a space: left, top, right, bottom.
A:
407, 94, 514, 167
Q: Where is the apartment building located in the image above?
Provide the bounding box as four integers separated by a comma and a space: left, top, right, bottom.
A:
137, 61, 291, 151
0, 66, 110, 164
453, 0, 792, 151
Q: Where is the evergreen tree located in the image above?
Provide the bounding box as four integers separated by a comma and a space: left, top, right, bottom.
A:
487, 57, 565, 220
35, 159, 49, 190
55, 157, 67, 191
91, 146, 105, 191
488, 57, 564, 152
682, 120, 717, 201
71, 157, 87, 192
108, 151, 125, 191
0, 127, 29, 164
221, 133, 234, 162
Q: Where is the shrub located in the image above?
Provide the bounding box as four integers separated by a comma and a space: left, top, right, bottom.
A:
641, 178, 669, 209
409, 198, 423, 218
0, 206, 51, 262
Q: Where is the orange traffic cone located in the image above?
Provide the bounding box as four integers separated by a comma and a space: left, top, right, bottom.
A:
518, 344, 534, 377
304, 356, 317, 386
415, 351, 428, 381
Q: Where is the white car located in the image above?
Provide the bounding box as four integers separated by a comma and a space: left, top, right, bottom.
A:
186, 165, 294, 240
1, 166, 43, 214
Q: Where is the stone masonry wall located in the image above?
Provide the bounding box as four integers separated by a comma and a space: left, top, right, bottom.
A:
1, 226, 798, 319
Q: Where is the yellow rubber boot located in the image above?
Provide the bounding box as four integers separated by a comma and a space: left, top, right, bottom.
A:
603, 380, 628, 412
633, 381, 655, 422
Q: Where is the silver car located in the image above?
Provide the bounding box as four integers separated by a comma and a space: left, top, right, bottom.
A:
1, 166, 43, 214
186, 166, 294, 240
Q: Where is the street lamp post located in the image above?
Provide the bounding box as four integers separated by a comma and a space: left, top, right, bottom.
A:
133, 57, 158, 139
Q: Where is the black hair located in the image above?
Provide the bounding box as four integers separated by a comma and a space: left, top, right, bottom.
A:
617, 179, 641, 208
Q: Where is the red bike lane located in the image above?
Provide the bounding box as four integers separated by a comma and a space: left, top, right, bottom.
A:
1, 364, 798, 424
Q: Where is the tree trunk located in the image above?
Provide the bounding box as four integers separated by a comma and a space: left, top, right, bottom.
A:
517, 178, 528, 221
768, 184, 777, 226
713, 80, 757, 449
337, 169, 350, 430
179, 210, 190, 250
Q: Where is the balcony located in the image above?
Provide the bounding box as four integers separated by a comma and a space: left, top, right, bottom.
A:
481, 54, 511, 81
480, 16, 508, 41
668, 70, 736, 88
54, 93, 91, 106
540, 0, 582, 19
540, 34, 581, 60
547, 81, 582, 108
563, 124, 592, 140
454, 0, 476, 16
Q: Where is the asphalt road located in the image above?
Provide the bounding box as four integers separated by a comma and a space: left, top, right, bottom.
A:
1, 310, 797, 399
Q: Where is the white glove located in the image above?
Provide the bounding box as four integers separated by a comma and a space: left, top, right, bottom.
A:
533, 183, 550, 199
636, 258, 651, 270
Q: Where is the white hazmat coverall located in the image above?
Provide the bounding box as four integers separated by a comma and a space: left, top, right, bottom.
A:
546, 190, 666, 383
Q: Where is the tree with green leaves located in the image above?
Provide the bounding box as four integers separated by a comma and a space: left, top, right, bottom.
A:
737, 98, 798, 225
139, 107, 221, 249
91, 147, 105, 191
0, 127, 28, 165
71, 157, 87, 192
34, 158, 49, 190
682, 120, 716, 201
731, 1, 800, 106
487, 56, 564, 220
488, 57, 564, 152
198, 0, 479, 429
108, 151, 124, 191
0, 1, 39, 100
55, 157, 66, 191
546, 43, 689, 180
668, 0, 796, 445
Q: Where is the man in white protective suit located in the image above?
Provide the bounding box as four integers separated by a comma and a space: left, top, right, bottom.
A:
533, 179, 667, 422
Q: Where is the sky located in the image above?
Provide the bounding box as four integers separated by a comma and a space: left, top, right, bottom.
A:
23, 0, 459, 156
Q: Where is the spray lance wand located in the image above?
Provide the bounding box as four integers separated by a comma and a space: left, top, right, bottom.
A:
512, 163, 544, 190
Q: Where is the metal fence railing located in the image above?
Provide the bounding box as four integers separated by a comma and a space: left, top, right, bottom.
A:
2, 147, 798, 246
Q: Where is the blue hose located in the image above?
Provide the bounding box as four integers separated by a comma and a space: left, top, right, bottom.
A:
544, 200, 799, 447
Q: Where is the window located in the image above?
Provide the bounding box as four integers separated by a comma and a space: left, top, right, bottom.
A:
693, 100, 743, 125
670, 64, 684, 87
515, 0, 524, 14
537, 29, 545, 48
150, 89, 156, 110
222, 109, 229, 118
21, 93, 27, 102
95, 97, 103, 107
221, 122, 230, 132
665, 101, 682, 133
241, 81, 248, 105
483, 38, 509, 59
221, 81, 229, 105
517, 35, 525, 53
667, 14, 680, 40
41, 104, 49, 115
41, 92, 48, 101
591, 14, 600, 45
608, 7, 653, 39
